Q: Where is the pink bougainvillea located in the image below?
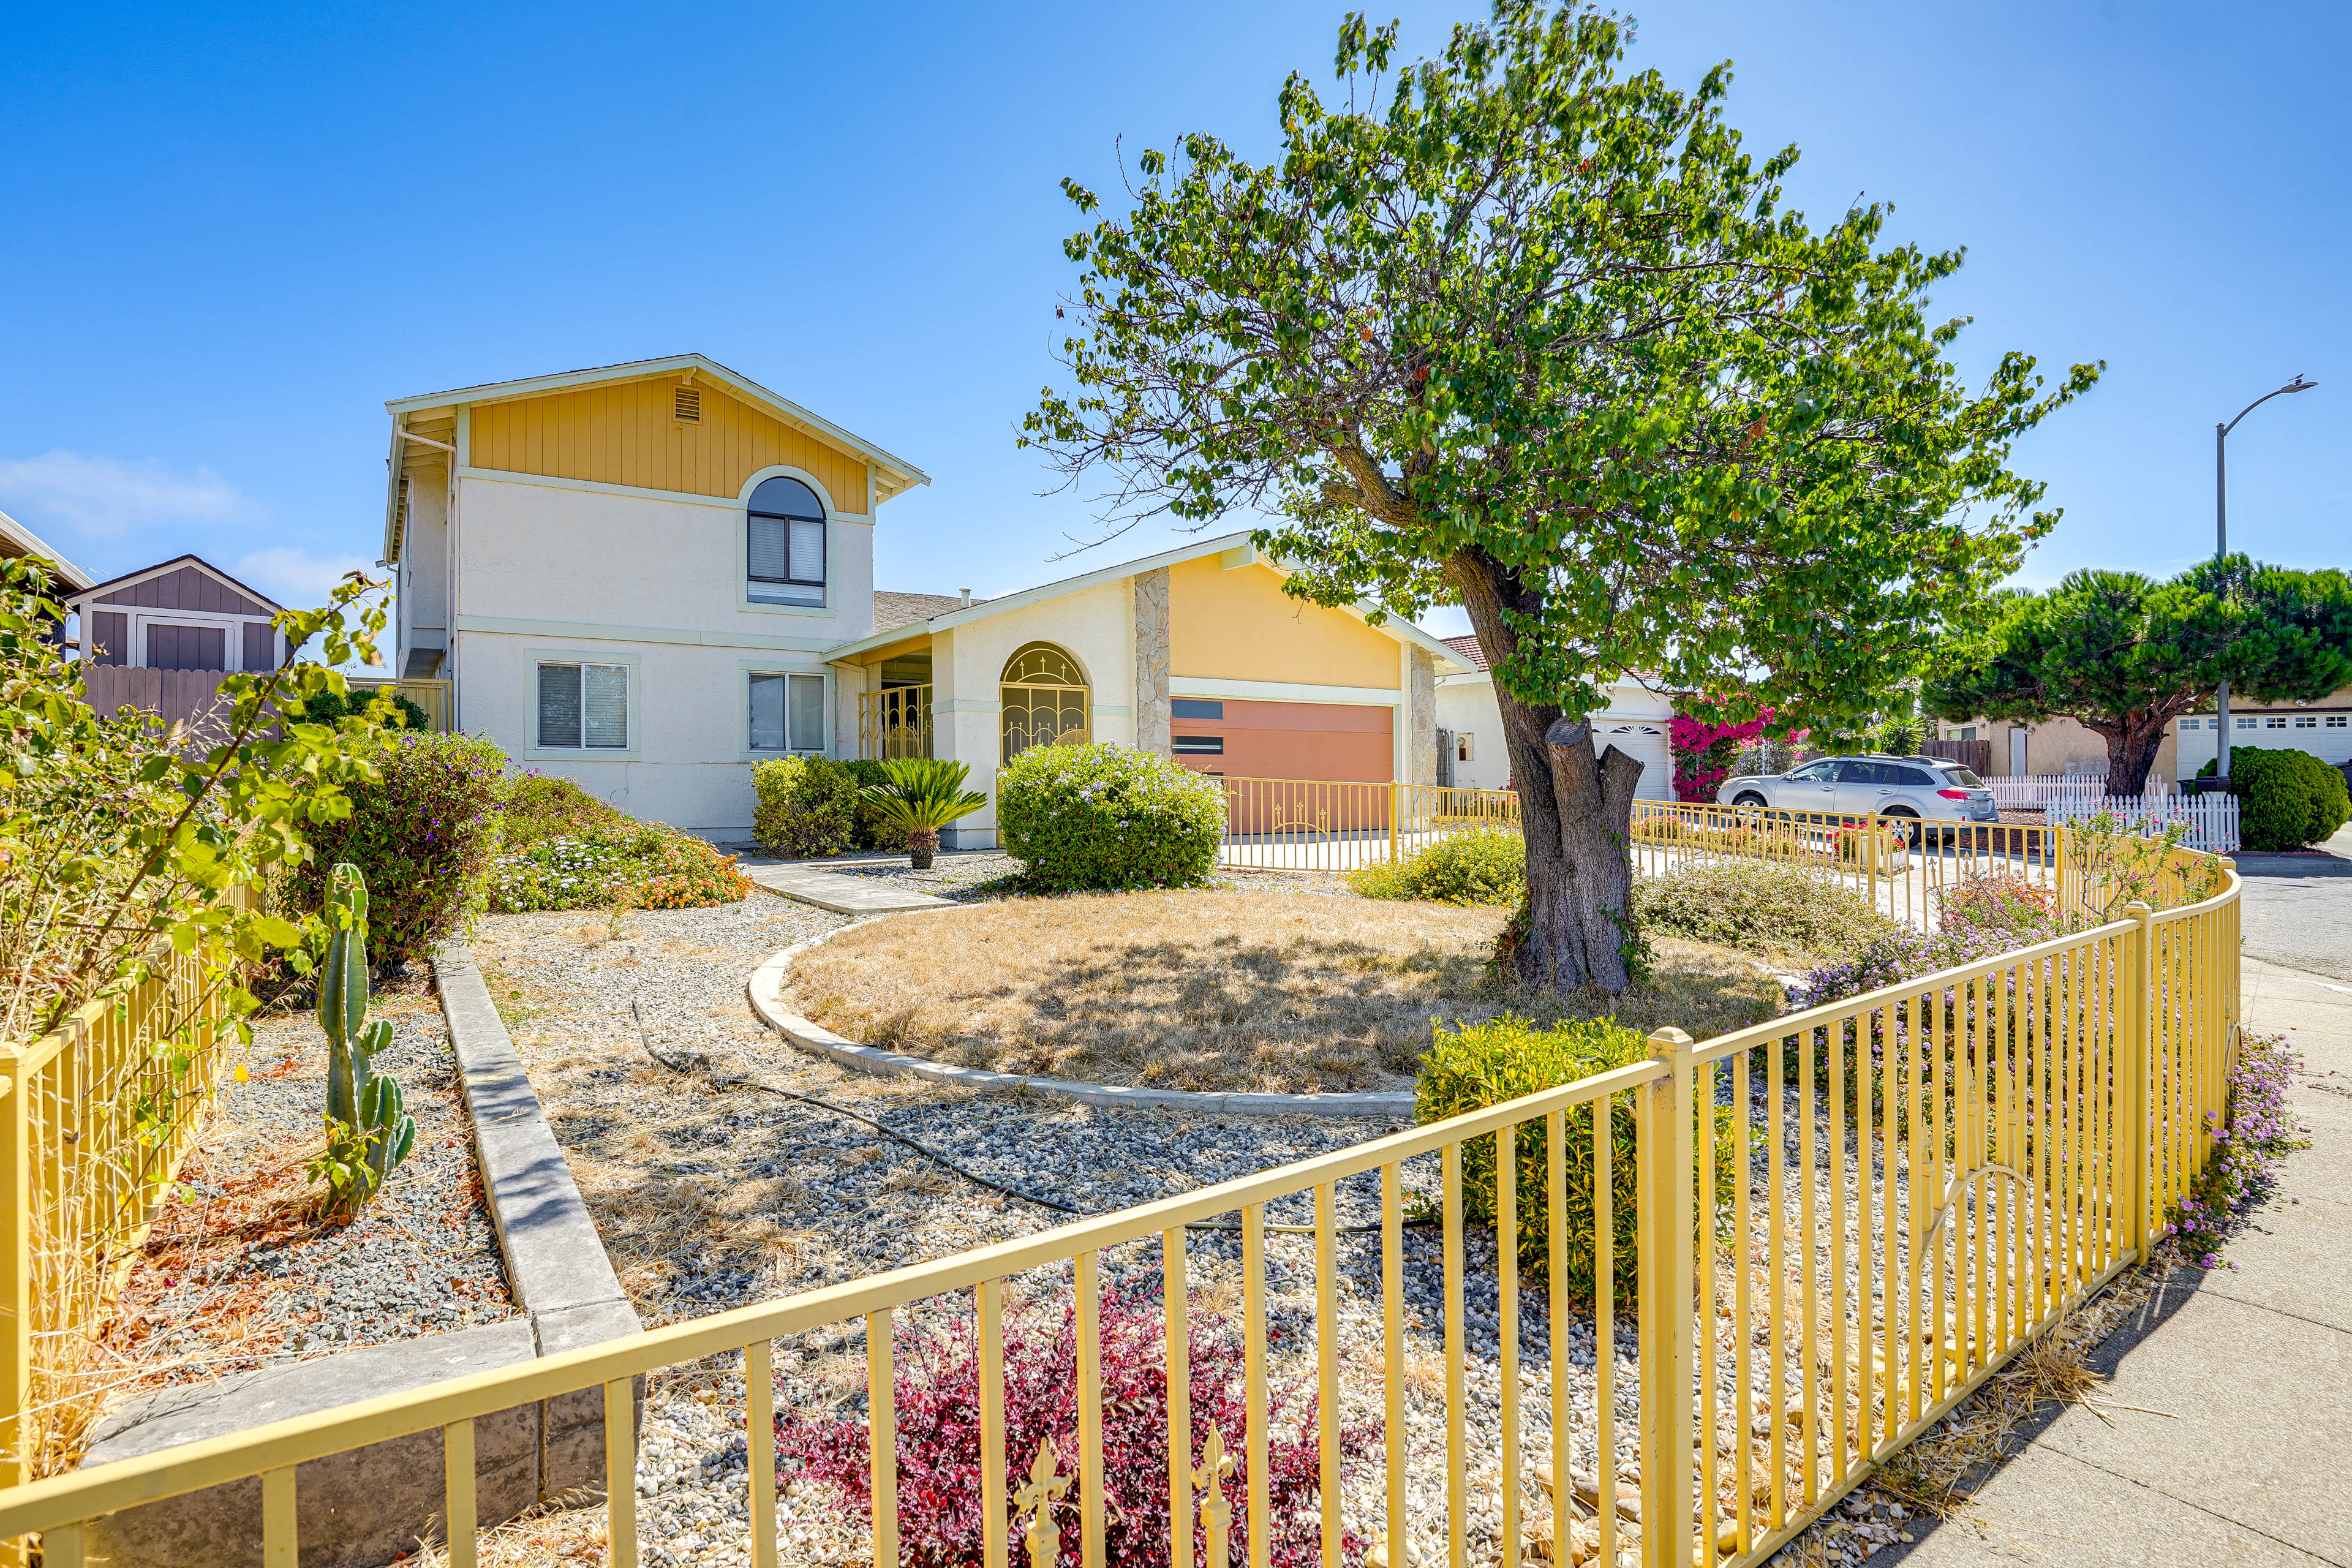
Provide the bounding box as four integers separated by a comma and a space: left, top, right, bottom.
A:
1670, 700, 1781, 802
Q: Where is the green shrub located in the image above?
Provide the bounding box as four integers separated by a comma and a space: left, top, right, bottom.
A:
295, 686, 429, 731
752, 755, 859, 858
1349, 827, 1525, 906
2198, 746, 2352, 851
1415, 1015, 1740, 1305
995, 742, 1226, 891
841, 759, 910, 851
1631, 861, 1899, 961
289, 733, 506, 970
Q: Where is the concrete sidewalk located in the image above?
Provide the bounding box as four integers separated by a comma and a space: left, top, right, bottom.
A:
1887, 958, 2352, 1567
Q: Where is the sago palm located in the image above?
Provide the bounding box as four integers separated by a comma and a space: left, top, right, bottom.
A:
861, 760, 989, 869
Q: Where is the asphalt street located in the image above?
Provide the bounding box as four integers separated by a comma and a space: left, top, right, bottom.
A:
2236, 823, 2352, 984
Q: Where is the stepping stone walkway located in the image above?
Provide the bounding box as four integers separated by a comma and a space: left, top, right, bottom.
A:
738, 856, 951, 914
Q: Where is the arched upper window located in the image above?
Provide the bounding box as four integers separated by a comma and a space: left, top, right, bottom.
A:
1000, 643, 1090, 763
747, 476, 826, 607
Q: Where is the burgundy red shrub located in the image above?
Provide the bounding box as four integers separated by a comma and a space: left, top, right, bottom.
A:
778, 1288, 1378, 1567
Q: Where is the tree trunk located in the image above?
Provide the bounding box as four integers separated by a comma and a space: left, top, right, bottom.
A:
2099, 718, 2169, 796
1452, 548, 1649, 993
908, 826, 939, 870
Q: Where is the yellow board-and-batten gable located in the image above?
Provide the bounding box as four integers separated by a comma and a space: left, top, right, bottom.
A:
382, 353, 930, 566
1166, 554, 1404, 688
466, 376, 871, 515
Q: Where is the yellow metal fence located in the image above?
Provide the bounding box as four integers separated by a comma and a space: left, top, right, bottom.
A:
0, 888, 254, 1488
0, 845, 2241, 1568
348, 677, 454, 733
1212, 778, 1520, 872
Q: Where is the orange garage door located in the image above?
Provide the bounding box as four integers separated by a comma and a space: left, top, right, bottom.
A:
1169, 698, 1393, 835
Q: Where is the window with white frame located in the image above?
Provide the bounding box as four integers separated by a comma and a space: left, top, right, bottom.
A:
2265, 715, 2287, 729
2180, 718, 2203, 730
2294, 714, 2318, 728
747, 476, 826, 606
2329, 715, 2349, 728
749, 672, 827, 753
538, 663, 629, 750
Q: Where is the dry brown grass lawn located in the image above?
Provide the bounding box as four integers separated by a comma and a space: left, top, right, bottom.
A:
786, 891, 1781, 1093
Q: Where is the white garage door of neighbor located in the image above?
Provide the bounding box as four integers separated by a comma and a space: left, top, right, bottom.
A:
1594, 717, 1674, 801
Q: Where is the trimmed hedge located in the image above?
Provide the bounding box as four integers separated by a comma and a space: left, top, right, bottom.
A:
752, 755, 859, 859
2198, 746, 2352, 851
995, 742, 1225, 891
1415, 1014, 1741, 1305
841, 758, 911, 852
289, 732, 505, 970
1348, 827, 1524, 907
1630, 861, 1899, 961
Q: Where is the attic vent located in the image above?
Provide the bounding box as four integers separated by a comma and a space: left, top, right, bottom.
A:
673, 386, 703, 423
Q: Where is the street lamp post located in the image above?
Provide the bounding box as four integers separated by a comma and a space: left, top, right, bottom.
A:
2209, 374, 2318, 786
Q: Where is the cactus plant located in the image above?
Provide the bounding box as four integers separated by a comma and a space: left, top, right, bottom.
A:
309, 863, 416, 1218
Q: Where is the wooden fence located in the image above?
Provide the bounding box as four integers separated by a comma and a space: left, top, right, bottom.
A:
75, 668, 239, 745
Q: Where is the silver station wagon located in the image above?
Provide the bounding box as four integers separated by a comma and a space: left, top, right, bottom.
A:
1714, 754, 1999, 840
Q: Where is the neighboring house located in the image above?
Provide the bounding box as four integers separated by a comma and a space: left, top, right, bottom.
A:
1431, 633, 1675, 801
63, 556, 284, 672
1940, 691, 2352, 785
1, 506, 95, 595
59, 555, 285, 739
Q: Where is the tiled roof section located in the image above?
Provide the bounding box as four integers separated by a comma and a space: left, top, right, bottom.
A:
1441, 633, 1490, 671
872, 590, 973, 635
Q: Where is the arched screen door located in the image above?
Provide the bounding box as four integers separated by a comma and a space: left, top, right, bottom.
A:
1000, 643, 1090, 762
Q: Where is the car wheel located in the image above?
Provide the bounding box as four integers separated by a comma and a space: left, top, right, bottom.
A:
1880, 807, 1921, 848
1732, 791, 1769, 809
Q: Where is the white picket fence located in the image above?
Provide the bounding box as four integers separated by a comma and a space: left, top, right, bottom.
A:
1981, 771, 2164, 809
2046, 792, 2239, 853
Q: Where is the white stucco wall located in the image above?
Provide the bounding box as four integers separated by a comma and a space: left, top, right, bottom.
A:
443, 472, 871, 838
1433, 675, 1675, 801
928, 577, 1140, 848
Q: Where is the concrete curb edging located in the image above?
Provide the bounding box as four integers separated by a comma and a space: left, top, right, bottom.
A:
747, 908, 1417, 1120
81, 944, 643, 1568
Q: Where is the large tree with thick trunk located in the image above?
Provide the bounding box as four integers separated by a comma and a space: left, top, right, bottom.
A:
1922, 559, 2352, 795
1023, 2, 2097, 991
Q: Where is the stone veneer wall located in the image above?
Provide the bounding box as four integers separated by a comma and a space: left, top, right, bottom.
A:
1133, 567, 1172, 758
1409, 646, 1439, 785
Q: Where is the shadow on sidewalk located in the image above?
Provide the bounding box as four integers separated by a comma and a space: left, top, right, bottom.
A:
1871, 1261, 2215, 1564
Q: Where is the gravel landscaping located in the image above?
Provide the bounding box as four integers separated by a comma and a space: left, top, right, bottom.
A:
456, 876, 1957, 1568
93, 978, 514, 1421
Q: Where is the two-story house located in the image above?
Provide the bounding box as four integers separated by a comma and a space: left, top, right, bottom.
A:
382, 353, 1672, 844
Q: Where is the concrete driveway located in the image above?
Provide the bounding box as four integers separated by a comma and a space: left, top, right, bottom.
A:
2236, 823, 2352, 984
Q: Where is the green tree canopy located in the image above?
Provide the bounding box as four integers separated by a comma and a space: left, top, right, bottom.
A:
1922, 557, 2352, 794
1023, 2, 2098, 990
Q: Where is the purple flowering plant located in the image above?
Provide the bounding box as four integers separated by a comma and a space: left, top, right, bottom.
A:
2158, 1031, 2307, 1269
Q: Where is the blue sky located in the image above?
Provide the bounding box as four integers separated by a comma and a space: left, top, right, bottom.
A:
2, 1, 2343, 650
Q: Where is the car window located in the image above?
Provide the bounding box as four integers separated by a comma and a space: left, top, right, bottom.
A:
1940, 767, 1985, 788
1831, 761, 1878, 783
1894, 767, 1934, 786
1787, 760, 1839, 782
1846, 761, 1906, 785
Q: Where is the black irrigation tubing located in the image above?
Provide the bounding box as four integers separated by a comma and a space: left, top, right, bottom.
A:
627, 998, 1434, 1238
